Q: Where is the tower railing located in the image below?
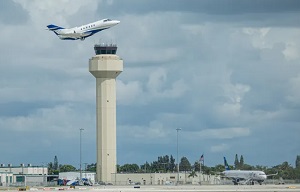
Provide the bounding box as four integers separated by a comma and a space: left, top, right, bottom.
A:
94, 43, 117, 55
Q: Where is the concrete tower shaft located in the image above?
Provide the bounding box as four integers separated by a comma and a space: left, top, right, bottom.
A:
89, 52, 123, 183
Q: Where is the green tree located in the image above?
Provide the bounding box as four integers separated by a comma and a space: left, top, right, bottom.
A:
242, 164, 253, 170
202, 165, 211, 175
193, 161, 211, 174
157, 155, 169, 172
48, 162, 54, 175
234, 154, 239, 169
147, 155, 175, 173
140, 162, 151, 173
193, 161, 200, 172
170, 155, 176, 172
179, 157, 191, 172
272, 161, 295, 179
86, 163, 96, 172
188, 170, 197, 178
211, 164, 227, 173
240, 155, 244, 169
48, 156, 60, 175
296, 155, 300, 169
119, 164, 139, 173
255, 165, 267, 171
54, 156, 59, 170
59, 164, 76, 172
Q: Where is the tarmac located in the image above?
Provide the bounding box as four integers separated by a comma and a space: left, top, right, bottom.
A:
1, 184, 300, 192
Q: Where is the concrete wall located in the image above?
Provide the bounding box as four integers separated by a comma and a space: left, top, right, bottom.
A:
111, 172, 221, 185
0, 167, 47, 175
0, 172, 13, 186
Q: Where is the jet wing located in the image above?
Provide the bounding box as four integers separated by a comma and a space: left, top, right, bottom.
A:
266, 172, 278, 177
58, 32, 92, 38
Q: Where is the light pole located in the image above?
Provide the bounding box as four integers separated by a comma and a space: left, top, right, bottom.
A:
5, 170, 7, 187
176, 128, 181, 185
80, 128, 84, 182
84, 163, 88, 179
41, 162, 45, 186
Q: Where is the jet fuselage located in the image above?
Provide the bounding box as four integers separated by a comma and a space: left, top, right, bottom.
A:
47, 18, 120, 40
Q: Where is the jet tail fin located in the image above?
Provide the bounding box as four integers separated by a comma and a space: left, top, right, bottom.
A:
46, 24, 64, 35
47, 24, 64, 30
224, 157, 230, 170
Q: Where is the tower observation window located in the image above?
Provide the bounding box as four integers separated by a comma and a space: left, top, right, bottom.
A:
94, 44, 117, 55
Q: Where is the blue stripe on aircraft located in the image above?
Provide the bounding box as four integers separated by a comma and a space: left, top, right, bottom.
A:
47, 24, 64, 30
60, 37, 78, 40
82, 28, 109, 37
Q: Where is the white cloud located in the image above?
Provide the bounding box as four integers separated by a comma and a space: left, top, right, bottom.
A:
283, 42, 300, 61
119, 120, 170, 142
222, 83, 251, 104
243, 27, 300, 62
210, 143, 230, 153
242, 27, 271, 49
147, 68, 167, 94
0, 74, 94, 104
287, 74, 300, 105
200, 127, 251, 139
117, 80, 144, 105
147, 68, 188, 99
15, 0, 98, 26
117, 67, 188, 105
116, 12, 183, 64
215, 82, 250, 120
180, 127, 251, 150
0, 104, 93, 137
217, 102, 242, 119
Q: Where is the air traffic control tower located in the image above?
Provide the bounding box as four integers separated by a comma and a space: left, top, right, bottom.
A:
89, 44, 123, 183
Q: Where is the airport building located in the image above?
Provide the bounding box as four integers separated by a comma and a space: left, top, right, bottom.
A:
0, 164, 47, 175
0, 171, 13, 187
0, 164, 50, 186
56, 171, 220, 186
112, 172, 221, 185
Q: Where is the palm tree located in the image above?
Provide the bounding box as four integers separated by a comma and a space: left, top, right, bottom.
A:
188, 170, 198, 178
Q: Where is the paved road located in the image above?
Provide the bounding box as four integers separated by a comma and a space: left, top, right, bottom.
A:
2, 184, 300, 192
91, 184, 300, 192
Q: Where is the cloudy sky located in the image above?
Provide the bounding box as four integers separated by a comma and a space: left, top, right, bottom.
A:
0, 0, 300, 169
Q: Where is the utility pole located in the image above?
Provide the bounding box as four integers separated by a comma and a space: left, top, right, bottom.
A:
176, 128, 181, 185
84, 163, 88, 179
80, 128, 84, 182
199, 160, 202, 185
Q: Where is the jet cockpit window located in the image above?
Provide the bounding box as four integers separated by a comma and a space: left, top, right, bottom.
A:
103, 19, 112, 22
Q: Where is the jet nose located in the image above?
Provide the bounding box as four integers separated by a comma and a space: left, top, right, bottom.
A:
109, 20, 120, 26
260, 174, 267, 180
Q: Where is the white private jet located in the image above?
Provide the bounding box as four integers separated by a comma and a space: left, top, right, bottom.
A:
47, 18, 120, 40
222, 157, 277, 185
